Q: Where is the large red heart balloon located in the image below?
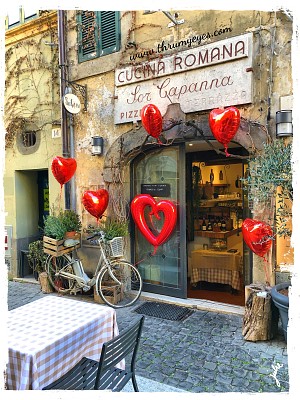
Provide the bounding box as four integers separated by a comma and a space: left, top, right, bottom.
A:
141, 104, 163, 140
51, 156, 77, 187
82, 189, 109, 221
242, 218, 273, 258
209, 106, 240, 157
130, 194, 177, 254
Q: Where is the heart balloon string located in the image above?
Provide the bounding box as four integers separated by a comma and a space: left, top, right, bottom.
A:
262, 257, 271, 286
242, 218, 274, 285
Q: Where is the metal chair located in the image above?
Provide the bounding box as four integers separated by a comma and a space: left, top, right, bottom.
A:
42, 316, 145, 391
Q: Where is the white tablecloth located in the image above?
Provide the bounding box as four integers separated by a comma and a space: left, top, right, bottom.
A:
6, 296, 119, 390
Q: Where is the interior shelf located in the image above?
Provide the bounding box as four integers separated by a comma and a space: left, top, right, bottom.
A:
194, 228, 240, 239
199, 198, 242, 207
199, 183, 229, 187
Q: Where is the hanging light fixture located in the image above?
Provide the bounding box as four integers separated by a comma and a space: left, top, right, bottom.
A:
91, 136, 104, 155
276, 110, 293, 137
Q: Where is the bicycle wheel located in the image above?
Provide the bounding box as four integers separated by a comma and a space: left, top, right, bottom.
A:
96, 261, 142, 308
45, 254, 76, 294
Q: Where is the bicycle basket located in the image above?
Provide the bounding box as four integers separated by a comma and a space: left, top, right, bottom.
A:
108, 236, 124, 258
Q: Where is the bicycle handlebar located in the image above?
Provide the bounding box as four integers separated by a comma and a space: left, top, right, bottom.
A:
86, 231, 105, 241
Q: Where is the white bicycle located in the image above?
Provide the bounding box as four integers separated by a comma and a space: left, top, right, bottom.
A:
45, 231, 142, 308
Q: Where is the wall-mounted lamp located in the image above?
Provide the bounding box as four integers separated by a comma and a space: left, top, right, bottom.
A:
91, 136, 104, 156
276, 110, 293, 137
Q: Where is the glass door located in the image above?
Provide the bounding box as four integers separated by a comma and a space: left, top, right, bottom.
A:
131, 145, 186, 298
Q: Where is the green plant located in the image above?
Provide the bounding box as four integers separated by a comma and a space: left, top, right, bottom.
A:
27, 240, 47, 273
245, 139, 292, 237
99, 218, 129, 240
58, 209, 82, 232
43, 215, 67, 240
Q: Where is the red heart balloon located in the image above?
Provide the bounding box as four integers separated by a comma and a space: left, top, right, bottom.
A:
242, 218, 273, 258
82, 189, 109, 221
51, 156, 77, 187
141, 104, 163, 139
130, 194, 177, 254
209, 107, 240, 156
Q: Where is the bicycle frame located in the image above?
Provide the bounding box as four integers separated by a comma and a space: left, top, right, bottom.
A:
54, 232, 121, 291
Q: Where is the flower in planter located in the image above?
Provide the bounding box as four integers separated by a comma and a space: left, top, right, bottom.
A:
99, 218, 129, 240
43, 209, 82, 240
58, 209, 82, 233
43, 215, 67, 240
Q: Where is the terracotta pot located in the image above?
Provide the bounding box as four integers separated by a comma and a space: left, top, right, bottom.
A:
64, 231, 76, 239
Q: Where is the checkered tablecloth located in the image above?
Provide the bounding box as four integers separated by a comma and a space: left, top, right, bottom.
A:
191, 268, 241, 290
6, 296, 119, 390
190, 250, 242, 290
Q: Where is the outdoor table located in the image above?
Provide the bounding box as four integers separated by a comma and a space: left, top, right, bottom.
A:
6, 295, 120, 390
190, 249, 242, 290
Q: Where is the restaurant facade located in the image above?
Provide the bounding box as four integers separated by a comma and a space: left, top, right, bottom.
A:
4, 8, 294, 306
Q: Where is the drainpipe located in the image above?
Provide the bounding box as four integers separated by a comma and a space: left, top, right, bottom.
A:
69, 114, 76, 210
58, 10, 70, 209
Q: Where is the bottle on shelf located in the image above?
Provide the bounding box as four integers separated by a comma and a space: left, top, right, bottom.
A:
213, 217, 219, 232
207, 219, 213, 231
221, 215, 226, 231
210, 169, 214, 185
219, 170, 223, 181
201, 216, 207, 231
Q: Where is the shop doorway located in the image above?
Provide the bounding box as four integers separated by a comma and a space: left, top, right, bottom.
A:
186, 142, 250, 306
131, 139, 250, 305
16, 169, 49, 278
131, 145, 187, 298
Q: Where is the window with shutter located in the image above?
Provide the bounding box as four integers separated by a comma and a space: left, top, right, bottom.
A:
78, 11, 120, 63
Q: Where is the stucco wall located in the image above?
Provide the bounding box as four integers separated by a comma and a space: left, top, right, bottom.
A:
4, 11, 62, 275
65, 9, 292, 281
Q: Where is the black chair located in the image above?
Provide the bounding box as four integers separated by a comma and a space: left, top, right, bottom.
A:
43, 316, 145, 392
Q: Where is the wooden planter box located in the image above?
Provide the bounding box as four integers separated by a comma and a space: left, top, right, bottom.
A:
43, 235, 80, 256
94, 281, 123, 305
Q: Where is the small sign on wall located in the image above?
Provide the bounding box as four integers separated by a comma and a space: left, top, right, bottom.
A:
141, 184, 171, 197
52, 128, 61, 138
63, 93, 81, 114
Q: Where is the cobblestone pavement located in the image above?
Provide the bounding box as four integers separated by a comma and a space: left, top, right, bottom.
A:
6, 280, 289, 393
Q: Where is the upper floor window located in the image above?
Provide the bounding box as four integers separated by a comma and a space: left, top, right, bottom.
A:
5, 6, 38, 29
77, 11, 120, 63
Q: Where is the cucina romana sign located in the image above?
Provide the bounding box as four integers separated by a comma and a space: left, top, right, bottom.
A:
114, 33, 253, 124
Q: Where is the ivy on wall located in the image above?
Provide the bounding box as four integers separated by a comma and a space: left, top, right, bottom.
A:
5, 13, 59, 149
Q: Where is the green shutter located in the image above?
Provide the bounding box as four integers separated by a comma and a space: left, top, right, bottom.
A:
78, 11, 99, 62
99, 11, 120, 56
78, 10, 120, 63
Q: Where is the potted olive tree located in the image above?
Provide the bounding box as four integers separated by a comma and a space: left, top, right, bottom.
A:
27, 240, 53, 292
28, 240, 47, 279
246, 139, 292, 341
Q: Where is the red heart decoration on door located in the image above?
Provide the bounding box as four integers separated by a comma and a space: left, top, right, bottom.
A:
51, 156, 77, 187
209, 106, 240, 156
82, 189, 109, 221
130, 194, 177, 254
141, 104, 163, 139
242, 218, 273, 258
